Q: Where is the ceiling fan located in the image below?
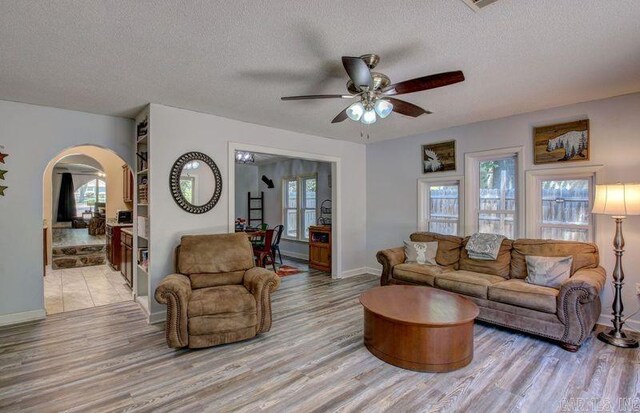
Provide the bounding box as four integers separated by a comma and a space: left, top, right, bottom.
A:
281, 54, 464, 125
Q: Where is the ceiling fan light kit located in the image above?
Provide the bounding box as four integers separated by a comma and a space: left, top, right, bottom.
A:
281, 54, 464, 129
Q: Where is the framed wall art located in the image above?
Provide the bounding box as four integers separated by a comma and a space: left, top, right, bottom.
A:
533, 120, 589, 164
422, 140, 456, 174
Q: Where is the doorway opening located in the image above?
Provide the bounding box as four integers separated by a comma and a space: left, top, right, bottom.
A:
42, 145, 134, 315
229, 144, 340, 279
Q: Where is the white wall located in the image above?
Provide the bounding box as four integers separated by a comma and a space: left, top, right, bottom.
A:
234, 163, 259, 220
258, 159, 332, 259
366, 92, 640, 325
148, 104, 366, 318
0, 100, 133, 323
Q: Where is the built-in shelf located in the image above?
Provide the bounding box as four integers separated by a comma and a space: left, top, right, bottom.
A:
137, 134, 148, 144
137, 203, 148, 206
137, 264, 148, 274
137, 168, 149, 175
138, 234, 148, 240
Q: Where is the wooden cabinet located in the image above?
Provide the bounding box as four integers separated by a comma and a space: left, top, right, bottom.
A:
106, 223, 132, 271
120, 229, 133, 288
309, 225, 331, 273
122, 165, 134, 203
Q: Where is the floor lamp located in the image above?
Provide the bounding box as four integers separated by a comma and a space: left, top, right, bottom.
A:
592, 183, 640, 348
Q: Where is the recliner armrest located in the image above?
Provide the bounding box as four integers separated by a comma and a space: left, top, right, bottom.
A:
154, 273, 192, 348
244, 267, 281, 333
376, 247, 405, 285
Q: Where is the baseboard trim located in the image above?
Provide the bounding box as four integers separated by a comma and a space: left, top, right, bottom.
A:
0, 309, 46, 327
340, 267, 368, 278
149, 311, 166, 325
597, 314, 640, 333
365, 266, 382, 276
280, 250, 309, 260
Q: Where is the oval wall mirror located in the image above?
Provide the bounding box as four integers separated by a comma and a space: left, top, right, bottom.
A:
169, 152, 222, 214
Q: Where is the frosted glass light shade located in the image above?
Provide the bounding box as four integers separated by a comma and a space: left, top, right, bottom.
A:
361, 109, 376, 125
374, 99, 393, 118
592, 183, 640, 217
346, 102, 365, 121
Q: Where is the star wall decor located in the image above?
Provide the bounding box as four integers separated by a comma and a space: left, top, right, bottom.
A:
0, 170, 6, 180
0, 185, 7, 196
0, 152, 7, 164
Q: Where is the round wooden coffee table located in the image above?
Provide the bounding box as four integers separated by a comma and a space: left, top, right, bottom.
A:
359, 285, 480, 372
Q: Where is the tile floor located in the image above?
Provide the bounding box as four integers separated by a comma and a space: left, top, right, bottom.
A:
44, 265, 132, 314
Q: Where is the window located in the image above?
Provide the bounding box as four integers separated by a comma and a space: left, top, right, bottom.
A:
526, 167, 600, 242
419, 178, 462, 235
74, 178, 106, 216
478, 156, 517, 238
282, 175, 317, 241
539, 178, 592, 241
465, 147, 523, 238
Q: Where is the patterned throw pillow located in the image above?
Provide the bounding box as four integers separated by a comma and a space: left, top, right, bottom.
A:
525, 256, 573, 289
404, 241, 438, 265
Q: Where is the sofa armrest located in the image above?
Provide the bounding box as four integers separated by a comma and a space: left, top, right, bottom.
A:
376, 247, 405, 285
154, 273, 192, 348
244, 267, 281, 333
557, 266, 606, 344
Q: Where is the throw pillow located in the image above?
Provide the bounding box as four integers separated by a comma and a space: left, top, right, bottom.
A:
404, 240, 438, 265
525, 255, 573, 289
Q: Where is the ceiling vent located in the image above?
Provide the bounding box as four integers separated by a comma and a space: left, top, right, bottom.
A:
461, 0, 499, 12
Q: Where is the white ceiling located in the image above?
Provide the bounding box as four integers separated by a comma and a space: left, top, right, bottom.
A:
54, 155, 103, 174
1, 1, 639, 143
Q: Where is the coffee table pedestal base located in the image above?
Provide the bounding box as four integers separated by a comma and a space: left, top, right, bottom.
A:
363, 309, 474, 373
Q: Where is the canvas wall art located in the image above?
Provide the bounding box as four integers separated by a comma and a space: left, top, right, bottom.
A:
422, 140, 456, 173
534, 120, 589, 164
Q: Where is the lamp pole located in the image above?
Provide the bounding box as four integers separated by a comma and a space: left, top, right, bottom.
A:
597, 216, 639, 348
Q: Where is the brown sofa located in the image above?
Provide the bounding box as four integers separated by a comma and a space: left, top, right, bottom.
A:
377, 232, 606, 351
155, 233, 281, 349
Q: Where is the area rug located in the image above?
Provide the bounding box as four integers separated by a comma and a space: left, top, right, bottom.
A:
276, 265, 302, 277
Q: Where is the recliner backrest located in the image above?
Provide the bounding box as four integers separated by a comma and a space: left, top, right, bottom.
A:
176, 233, 255, 288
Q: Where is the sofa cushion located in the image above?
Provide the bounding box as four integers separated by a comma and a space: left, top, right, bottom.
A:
459, 237, 513, 279
410, 232, 463, 268
434, 270, 505, 299
488, 279, 558, 314
510, 239, 599, 279
188, 285, 256, 317
178, 233, 255, 275
190, 270, 245, 289
525, 256, 572, 289
404, 240, 438, 265
392, 263, 451, 286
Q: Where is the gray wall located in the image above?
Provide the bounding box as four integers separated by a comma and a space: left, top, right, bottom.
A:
234, 163, 259, 221
366, 92, 640, 326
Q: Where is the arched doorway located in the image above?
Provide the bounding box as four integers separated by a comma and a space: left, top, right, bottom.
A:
43, 145, 134, 315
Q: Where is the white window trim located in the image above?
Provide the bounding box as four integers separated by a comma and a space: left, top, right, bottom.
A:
525, 165, 603, 240
464, 146, 525, 237
282, 173, 318, 242
417, 176, 464, 236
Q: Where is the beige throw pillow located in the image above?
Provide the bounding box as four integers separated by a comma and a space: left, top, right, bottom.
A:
525, 255, 573, 289
404, 240, 438, 265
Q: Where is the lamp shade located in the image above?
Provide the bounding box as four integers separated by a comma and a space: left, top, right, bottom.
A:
592, 183, 640, 217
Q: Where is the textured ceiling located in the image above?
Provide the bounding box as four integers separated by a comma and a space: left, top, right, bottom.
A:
1, 1, 639, 143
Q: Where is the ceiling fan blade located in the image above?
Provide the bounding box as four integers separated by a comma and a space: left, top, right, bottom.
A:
331, 107, 349, 123
384, 71, 465, 96
387, 98, 432, 117
281, 94, 353, 101
342, 56, 372, 90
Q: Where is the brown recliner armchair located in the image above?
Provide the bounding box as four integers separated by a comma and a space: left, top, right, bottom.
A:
155, 233, 281, 349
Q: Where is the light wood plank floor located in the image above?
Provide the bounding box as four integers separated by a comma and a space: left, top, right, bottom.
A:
2, 271, 639, 412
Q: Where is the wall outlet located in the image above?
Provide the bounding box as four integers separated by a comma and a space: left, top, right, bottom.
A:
636, 283, 640, 295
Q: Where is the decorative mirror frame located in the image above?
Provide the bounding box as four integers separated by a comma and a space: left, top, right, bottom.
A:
169, 152, 222, 214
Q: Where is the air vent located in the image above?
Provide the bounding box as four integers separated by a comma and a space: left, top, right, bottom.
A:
461, 0, 499, 11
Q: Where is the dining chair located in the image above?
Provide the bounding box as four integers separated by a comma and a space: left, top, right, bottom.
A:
271, 224, 284, 264
253, 229, 276, 272
251, 223, 270, 247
